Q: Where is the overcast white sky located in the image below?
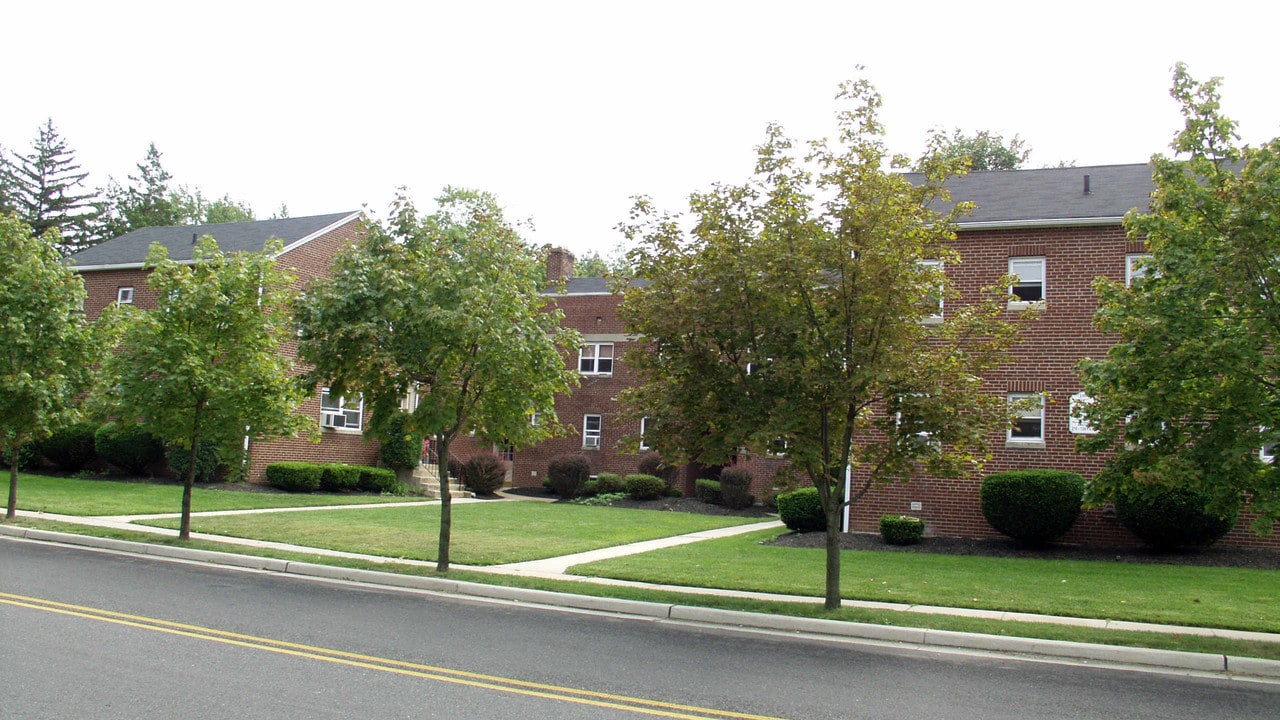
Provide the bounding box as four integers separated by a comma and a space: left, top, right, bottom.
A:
3, 1, 1276, 257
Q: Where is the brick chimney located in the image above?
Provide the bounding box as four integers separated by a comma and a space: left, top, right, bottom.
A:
546, 246, 575, 282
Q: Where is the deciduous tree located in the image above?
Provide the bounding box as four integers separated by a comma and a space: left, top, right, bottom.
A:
1078, 64, 1280, 532
917, 128, 1030, 172
99, 239, 312, 539
1, 214, 98, 519
296, 188, 580, 570
621, 79, 1023, 609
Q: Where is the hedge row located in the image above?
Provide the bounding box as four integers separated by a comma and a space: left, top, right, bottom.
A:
265, 462, 402, 494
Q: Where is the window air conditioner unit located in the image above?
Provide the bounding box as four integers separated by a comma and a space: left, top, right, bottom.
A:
583, 436, 600, 449
321, 412, 345, 429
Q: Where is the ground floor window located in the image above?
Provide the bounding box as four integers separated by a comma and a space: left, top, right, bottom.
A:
583, 414, 602, 448
321, 388, 363, 430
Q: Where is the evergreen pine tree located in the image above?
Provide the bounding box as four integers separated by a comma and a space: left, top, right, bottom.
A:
7, 119, 98, 255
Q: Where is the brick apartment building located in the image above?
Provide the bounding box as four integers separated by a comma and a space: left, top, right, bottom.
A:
495, 164, 1278, 550
70, 211, 382, 480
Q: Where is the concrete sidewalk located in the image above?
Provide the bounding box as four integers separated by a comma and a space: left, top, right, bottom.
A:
5, 501, 1280, 680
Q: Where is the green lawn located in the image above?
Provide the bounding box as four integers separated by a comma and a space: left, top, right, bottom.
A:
10, 473, 413, 515
572, 529, 1280, 633
138, 502, 763, 565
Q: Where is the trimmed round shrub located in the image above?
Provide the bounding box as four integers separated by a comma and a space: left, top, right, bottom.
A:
464, 452, 507, 495
623, 473, 666, 500
41, 422, 99, 472
719, 466, 755, 510
880, 515, 926, 545
547, 454, 591, 498
265, 462, 323, 492
980, 469, 1085, 546
595, 472, 624, 494
1115, 487, 1239, 549
777, 487, 826, 533
357, 466, 401, 494
637, 451, 679, 488
694, 478, 722, 505
95, 423, 165, 475
320, 464, 361, 492
166, 441, 221, 483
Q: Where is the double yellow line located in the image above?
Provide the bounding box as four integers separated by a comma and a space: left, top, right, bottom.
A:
1, 591, 790, 720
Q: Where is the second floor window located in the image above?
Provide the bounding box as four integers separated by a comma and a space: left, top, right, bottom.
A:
579, 343, 614, 375
117, 286, 134, 304
1009, 257, 1045, 305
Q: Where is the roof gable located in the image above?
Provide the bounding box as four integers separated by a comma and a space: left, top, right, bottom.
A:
69, 211, 361, 270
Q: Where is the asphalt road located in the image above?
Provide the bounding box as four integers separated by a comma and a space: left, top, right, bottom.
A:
2, 537, 1277, 719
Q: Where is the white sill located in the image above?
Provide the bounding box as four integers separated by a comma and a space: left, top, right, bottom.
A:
321, 425, 363, 435
580, 372, 614, 378
920, 315, 943, 325
1006, 438, 1046, 449
1007, 300, 1045, 312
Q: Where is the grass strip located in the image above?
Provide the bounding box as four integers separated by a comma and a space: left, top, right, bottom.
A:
572, 529, 1280, 634
7, 517, 1278, 662
137, 502, 761, 565
10, 473, 414, 515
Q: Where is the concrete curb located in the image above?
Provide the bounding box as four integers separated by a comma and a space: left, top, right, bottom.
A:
5, 524, 1279, 680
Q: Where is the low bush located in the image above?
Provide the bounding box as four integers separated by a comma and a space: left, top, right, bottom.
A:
595, 472, 625, 494
376, 411, 422, 469
320, 464, 361, 492
1115, 487, 1239, 549
980, 469, 1085, 546
547, 454, 591, 498
265, 462, 324, 492
1, 441, 42, 472
694, 478, 722, 505
572, 492, 628, 507
637, 451, 679, 488
464, 452, 507, 495
41, 422, 98, 472
718, 467, 755, 510
880, 514, 926, 545
95, 423, 165, 476
777, 487, 826, 533
357, 466, 401, 494
624, 473, 666, 500
166, 441, 221, 483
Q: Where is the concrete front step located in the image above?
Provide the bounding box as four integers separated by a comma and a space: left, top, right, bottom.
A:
409, 464, 474, 499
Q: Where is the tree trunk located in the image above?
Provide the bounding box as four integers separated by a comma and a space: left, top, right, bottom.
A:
824, 503, 842, 610
436, 433, 452, 572
179, 439, 199, 540
6, 453, 18, 520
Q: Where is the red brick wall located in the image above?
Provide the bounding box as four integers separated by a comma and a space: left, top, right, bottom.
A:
847, 224, 1279, 550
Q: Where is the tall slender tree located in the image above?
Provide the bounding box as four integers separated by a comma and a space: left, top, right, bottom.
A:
621, 79, 1024, 609
1, 214, 99, 519
5, 120, 98, 255
297, 188, 581, 570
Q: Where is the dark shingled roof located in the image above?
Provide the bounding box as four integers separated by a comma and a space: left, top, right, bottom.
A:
68, 211, 361, 269
906, 163, 1155, 226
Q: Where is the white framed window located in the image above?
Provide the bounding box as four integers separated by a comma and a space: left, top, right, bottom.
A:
1126, 254, 1153, 287
583, 414, 602, 448
919, 259, 944, 323
1068, 392, 1098, 435
894, 394, 938, 448
1260, 427, 1277, 465
530, 412, 541, 427
320, 388, 363, 430
579, 343, 614, 375
639, 417, 653, 450
1008, 392, 1045, 444
117, 286, 134, 304
1008, 257, 1045, 305
766, 437, 789, 457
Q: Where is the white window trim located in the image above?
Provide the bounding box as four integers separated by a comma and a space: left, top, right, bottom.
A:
579, 343, 615, 376
639, 417, 653, 451
1007, 392, 1045, 447
117, 286, 134, 304
583, 414, 602, 449
919, 259, 944, 324
1126, 253, 1153, 287
1008, 257, 1046, 309
320, 388, 364, 432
